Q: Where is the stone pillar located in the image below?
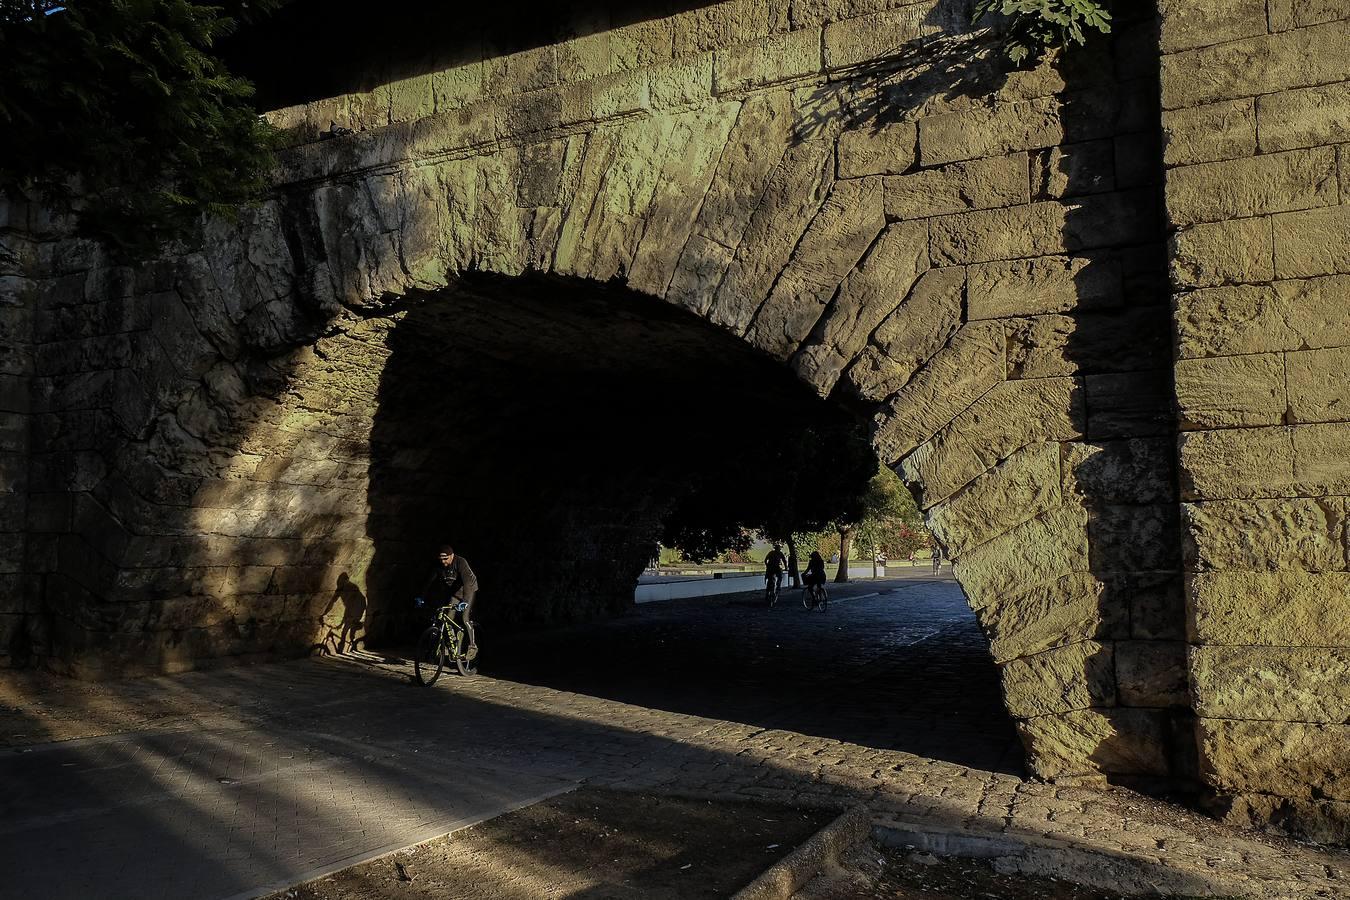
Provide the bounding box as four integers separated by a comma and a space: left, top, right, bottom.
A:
1160, 0, 1350, 843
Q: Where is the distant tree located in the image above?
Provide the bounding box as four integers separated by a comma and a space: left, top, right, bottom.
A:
838, 467, 921, 582
0, 0, 280, 254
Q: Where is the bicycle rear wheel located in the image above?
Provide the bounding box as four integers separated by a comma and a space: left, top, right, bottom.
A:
414, 626, 445, 686
455, 627, 478, 676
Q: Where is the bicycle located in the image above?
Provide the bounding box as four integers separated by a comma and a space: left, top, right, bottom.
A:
414, 601, 477, 684
764, 572, 781, 608
802, 581, 829, 611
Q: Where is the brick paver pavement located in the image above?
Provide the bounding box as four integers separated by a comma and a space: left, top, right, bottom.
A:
1, 578, 1346, 899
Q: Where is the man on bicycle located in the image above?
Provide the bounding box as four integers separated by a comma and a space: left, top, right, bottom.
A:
764, 543, 787, 601
416, 544, 479, 652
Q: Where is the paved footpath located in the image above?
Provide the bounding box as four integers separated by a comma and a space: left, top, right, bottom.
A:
1, 579, 1346, 899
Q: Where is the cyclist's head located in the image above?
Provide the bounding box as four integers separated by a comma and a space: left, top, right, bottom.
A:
438, 543, 455, 564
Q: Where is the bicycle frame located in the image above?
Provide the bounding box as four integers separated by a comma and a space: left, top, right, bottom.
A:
430, 605, 469, 660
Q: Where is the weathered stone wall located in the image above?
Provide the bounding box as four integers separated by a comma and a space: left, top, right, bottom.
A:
0, 0, 1219, 803
0, 203, 36, 667
1159, 0, 1350, 844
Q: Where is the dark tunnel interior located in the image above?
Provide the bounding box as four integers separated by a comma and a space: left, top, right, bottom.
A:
360, 272, 877, 642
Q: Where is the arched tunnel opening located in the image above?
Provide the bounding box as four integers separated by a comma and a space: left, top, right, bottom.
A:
352, 271, 1022, 774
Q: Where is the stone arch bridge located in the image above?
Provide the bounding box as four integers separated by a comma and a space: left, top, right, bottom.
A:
1, 0, 1347, 843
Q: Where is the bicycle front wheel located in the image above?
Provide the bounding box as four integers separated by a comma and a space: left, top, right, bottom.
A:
414, 626, 445, 686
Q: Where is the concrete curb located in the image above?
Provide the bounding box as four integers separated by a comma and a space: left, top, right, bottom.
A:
872, 817, 1260, 899
224, 783, 578, 900
731, 806, 871, 900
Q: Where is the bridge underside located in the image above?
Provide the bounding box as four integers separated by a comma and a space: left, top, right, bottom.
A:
3, 0, 1348, 845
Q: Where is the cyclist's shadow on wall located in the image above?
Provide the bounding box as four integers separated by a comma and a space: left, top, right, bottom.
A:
316, 572, 368, 655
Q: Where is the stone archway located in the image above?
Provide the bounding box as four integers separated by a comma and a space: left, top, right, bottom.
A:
10, 1, 1188, 794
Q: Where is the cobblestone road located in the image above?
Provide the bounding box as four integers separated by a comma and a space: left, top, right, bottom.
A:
1, 578, 1345, 899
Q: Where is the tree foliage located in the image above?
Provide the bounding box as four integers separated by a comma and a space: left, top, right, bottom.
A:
661, 421, 876, 564
0, 0, 280, 254
854, 466, 923, 556
972, 0, 1112, 66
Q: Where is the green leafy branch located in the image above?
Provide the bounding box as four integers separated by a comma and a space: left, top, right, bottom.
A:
0, 0, 281, 256
972, 0, 1112, 66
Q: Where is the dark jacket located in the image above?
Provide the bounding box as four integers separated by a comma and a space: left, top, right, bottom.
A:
421, 556, 478, 605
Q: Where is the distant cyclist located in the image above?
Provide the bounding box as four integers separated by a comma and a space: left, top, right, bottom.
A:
764, 543, 787, 605
803, 551, 827, 597
416, 543, 479, 652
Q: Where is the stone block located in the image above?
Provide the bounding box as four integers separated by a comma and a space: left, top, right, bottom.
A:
1273, 204, 1350, 279
1178, 426, 1296, 501
1192, 645, 1350, 723
929, 201, 1066, 264
842, 271, 962, 401
928, 443, 1062, 558
822, 6, 929, 70
628, 105, 741, 297
1003, 307, 1168, 379
967, 253, 1122, 320
1189, 569, 1350, 645
791, 220, 929, 394
1183, 497, 1345, 571
952, 501, 1090, 609
979, 573, 1128, 663
556, 30, 611, 84
1269, 0, 1349, 31
484, 45, 558, 96
1170, 217, 1274, 288
747, 176, 886, 358
610, 18, 675, 71
1198, 718, 1350, 802
1157, 0, 1267, 53
1084, 371, 1172, 439
664, 234, 733, 318
884, 154, 1029, 219
713, 28, 821, 94
422, 62, 486, 114
709, 139, 834, 333
691, 89, 794, 251
1020, 708, 1172, 778
1292, 421, 1350, 495
1116, 641, 1190, 707
917, 97, 1063, 167
1257, 81, 1350, 153
673, 0, 774, 56
649, 53, 714, 108
1165, 148, 1338, 226
1174, 353, 1288, 429
1035, 140, 1114, 199
1161, 21, 1350, 111
1089, 503, 1182, 573
388, 74, 436, 124
1285, 346, 1350, 423
1064, 439, 1175, 506
1175, 278, 1350, 358
1118, 573, 1186, 641
902, 376, 1085, 503
1001, 640, 1117, 717
870, 321, 1004, 460
837, 122, 917, 178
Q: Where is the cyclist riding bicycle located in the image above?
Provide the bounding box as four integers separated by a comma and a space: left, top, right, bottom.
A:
764, 543, 787, 602
415, 543, 479, 653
